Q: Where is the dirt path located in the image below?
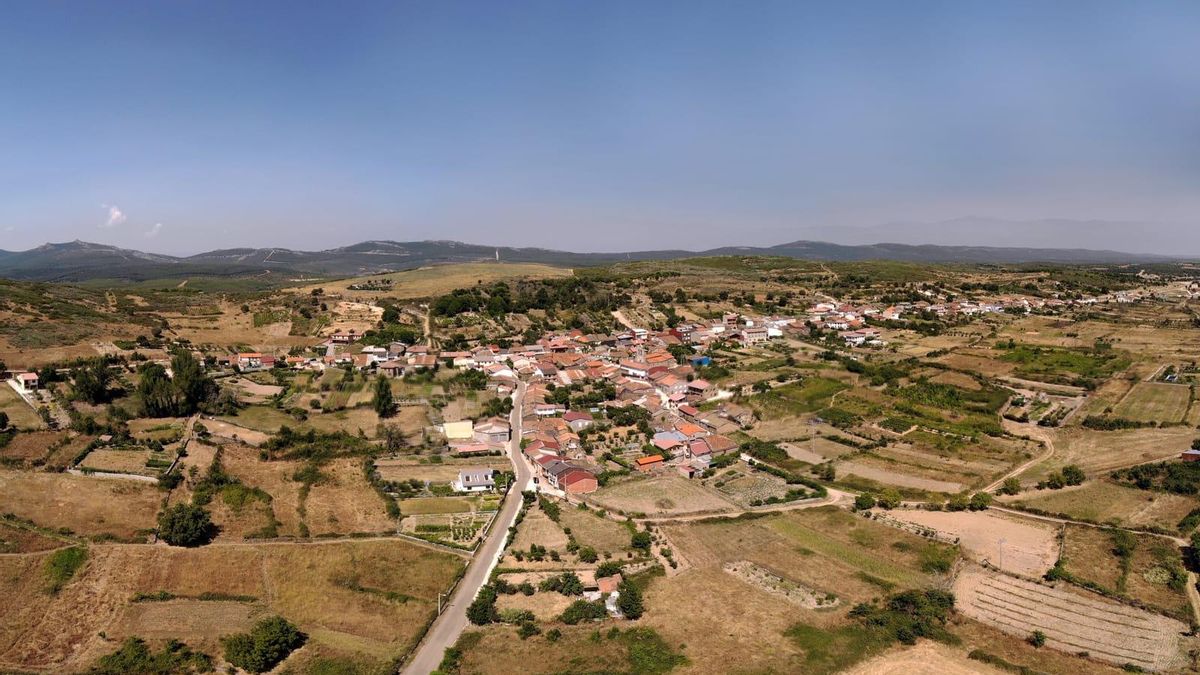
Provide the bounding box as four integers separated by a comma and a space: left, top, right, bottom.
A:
610, 309, 641, 332
983, 419, 1055, 492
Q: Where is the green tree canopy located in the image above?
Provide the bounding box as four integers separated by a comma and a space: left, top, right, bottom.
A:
157, 504, 215, 547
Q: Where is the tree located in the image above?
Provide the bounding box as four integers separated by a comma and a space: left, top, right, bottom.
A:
617, 579, 644, 619
631, 531, 652, 551
372, 375, 395, 418
968, 492, 993, 511
72, 360, 113, 404
171, 351, 215, 413
0, 411, 8, 430
222, 616, 306, 673
1061, 464, 1086, 486
999, 477, 1021, 496
854, 493, 876, 511
137, 363, 184, 418
157, 504, 215, 547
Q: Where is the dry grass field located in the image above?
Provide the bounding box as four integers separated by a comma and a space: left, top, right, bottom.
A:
668, 508, 950, 604
215, 442, 305, 536
1014, 481, 1198, 531
842, 641, 1003, 675
202, 417, 271, 446
375, 456, 510, 484
216, 405, 297, 434
0, 385, 43, 429
0, 539, 464, 673
556, 506, 634, 556
302, 262, 573, 299
589, 474, 737, 516
510, 508, 569, 551
837, 459, 965, 493
0, 522, 67, 553
1060, 525, 1191, 621
0, 470, 160, 540
127, 417, 187, 441
79, 448, 159, 476
1111, 382, 1191, 424
1021, 426, 1196, 483
304, 458, 397, 536
0, 431, 70, 465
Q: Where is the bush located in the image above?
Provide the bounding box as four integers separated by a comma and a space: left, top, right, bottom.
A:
854, 493, 877, 510
467, 585, 500, 625
876, 489, 902, 510
560, 599, 608, 625
968, 492, 992, 511
631, 531, 652, 551
1061, 464, 1085, 486
517, 621, 540, 639
221, 616, 306, 673
1028, 630, 1047, 648
539, 572, 584, 596
596, 561, 624, 578
849, 589, 955, 645
999, 477, 1021, 496
91, 636, 213, 674
157, 504, 215, 547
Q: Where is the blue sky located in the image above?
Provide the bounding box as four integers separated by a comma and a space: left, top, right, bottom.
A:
2, 1, 1198, 254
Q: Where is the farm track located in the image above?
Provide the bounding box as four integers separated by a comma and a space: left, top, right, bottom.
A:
984, 419, 1055, 492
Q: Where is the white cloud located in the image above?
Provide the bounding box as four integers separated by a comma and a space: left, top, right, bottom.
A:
101, 203, 127, 228
145, 223, 163, 238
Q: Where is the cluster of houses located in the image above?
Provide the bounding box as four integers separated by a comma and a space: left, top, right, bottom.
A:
426, 319, 777, 495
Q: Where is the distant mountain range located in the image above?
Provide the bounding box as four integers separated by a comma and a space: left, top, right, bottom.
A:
0, 238, 1183, 283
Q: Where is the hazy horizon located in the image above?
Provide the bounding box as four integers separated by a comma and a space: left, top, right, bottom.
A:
3, 2, 1198, 255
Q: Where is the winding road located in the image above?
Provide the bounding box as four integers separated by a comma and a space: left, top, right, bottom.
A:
402, 381, 529, 675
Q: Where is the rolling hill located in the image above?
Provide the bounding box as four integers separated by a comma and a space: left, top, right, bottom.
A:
0, 238, 1181, 283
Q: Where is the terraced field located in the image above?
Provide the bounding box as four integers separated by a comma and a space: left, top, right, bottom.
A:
953, 567, 1189, 671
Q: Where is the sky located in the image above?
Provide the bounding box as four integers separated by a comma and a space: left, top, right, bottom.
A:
1, 1, 1199, 255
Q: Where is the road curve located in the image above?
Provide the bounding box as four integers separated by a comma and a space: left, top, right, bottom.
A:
402, 381, 529, 675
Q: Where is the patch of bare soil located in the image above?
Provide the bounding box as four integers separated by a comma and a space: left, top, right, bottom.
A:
878, 509, 1059, 577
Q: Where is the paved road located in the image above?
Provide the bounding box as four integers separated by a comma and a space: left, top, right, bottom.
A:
402, 381, 529, 675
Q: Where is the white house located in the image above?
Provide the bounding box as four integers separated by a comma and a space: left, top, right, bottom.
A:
452, 468, 496, 493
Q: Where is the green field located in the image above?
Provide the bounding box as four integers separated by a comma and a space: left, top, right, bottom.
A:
997, 343, 1130, 383
751, 377, 848, 419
